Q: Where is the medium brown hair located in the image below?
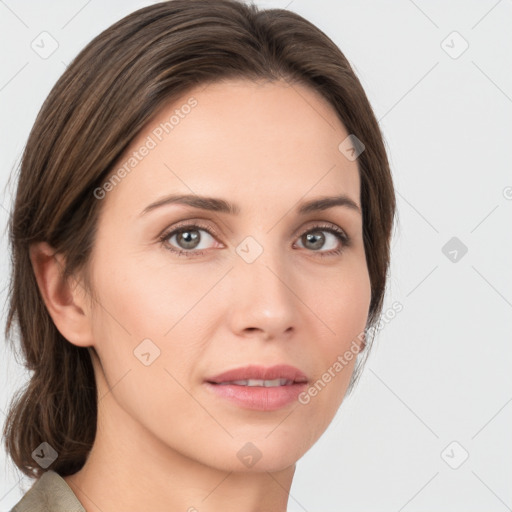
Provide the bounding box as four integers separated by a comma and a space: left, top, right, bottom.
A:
3, 0, 395, 478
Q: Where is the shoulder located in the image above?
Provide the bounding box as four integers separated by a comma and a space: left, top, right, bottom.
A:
10, 471, 86, 512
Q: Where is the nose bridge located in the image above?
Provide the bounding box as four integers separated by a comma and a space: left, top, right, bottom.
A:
228, 233, 298, 338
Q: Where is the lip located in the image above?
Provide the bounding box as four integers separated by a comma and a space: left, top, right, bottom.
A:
204, 364, 308, 412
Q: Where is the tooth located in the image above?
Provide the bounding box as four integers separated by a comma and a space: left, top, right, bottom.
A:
220, 378, 293, 387
247, 379, 266, 386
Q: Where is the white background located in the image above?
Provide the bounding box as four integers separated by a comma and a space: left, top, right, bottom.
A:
1, 1, 511, 510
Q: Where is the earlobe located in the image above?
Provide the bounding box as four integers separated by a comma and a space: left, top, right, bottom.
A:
29, 241, 94, 348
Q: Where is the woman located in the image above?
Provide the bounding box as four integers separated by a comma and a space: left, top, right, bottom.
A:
3, 0, 395, 510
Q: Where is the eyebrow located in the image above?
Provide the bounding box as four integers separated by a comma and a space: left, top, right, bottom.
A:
139, 193, 361, 217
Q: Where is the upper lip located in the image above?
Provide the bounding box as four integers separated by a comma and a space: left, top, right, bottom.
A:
206, 364, 308, 384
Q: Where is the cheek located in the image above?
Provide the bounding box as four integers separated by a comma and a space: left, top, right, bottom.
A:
300, 260, 371, 407
88, 249, 216, 389
312, 256, 372, 343
87, 255, 205, 426
93, 249, 199, 335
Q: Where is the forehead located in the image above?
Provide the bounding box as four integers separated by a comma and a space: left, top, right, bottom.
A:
101, 79, 360, 219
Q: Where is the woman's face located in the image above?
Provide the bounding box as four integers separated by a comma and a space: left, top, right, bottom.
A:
83, 78, 371, 472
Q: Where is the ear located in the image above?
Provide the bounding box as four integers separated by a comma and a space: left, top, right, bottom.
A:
29, 241, 95, 348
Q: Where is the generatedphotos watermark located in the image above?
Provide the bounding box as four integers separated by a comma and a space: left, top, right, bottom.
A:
298, 301, 403, 405
93, 97, 198, 200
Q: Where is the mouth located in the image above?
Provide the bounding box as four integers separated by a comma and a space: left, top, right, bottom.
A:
205, 364, 308, 385
204, 364, 309, 411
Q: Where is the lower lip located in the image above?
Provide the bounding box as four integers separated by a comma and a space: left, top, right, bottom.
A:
204, 382, 308, 411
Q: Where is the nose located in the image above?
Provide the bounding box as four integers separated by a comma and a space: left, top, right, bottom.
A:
227, 242, 299, 341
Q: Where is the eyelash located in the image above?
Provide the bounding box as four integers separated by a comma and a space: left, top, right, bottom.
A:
158, 221, 351, 259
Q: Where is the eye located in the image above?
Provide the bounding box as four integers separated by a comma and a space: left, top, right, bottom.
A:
159, 222, 220, 258
294, 223, 350, 257
159, 221, 350, 258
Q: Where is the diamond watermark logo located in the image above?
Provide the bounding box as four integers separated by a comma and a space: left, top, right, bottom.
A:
31, 31, 59, 59
338, 134, 365, 161
237, 442, 262, 468
441, 31, 469, 59
236, 236, 263, 264
133, 338, 161, 366
31, 442, 58, 469
442, 237, 468, 263
441, 441, 469, 469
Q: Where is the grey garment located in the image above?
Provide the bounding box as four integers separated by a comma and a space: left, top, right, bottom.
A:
10, 470, 86, 512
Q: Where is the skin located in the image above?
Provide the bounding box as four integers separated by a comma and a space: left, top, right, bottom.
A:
30, 78, 371, 512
